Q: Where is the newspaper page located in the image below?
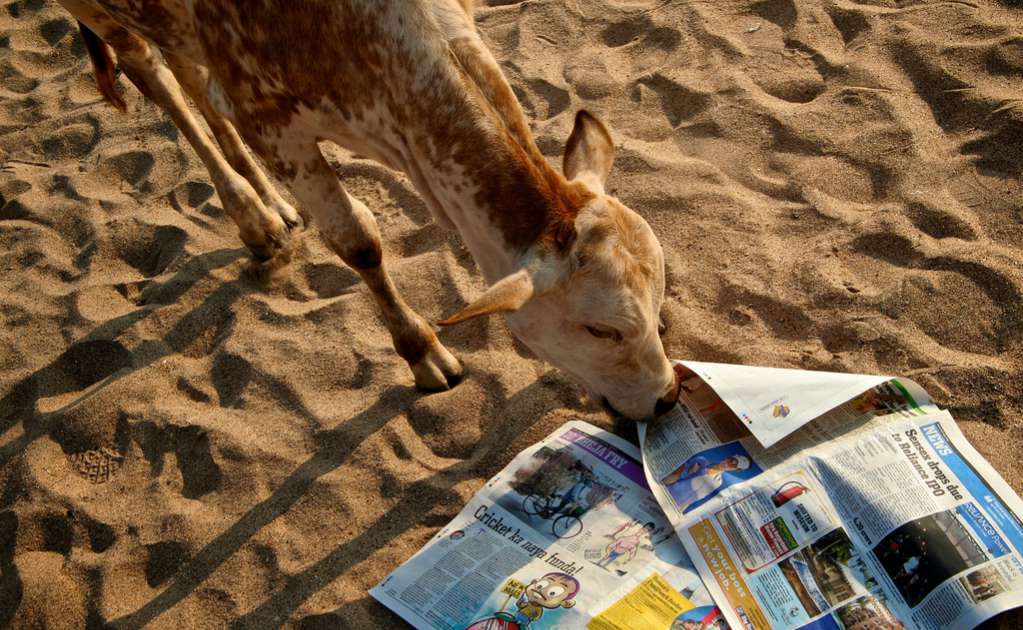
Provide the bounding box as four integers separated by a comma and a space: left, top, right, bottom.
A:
642, 364, 938, 524
676, 362, 893, 448
642, 367, 1023, 630
372, 420, 730, 630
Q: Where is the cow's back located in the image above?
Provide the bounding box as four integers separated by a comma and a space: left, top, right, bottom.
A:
92, 0, 198, 58
188, 1, 477, 145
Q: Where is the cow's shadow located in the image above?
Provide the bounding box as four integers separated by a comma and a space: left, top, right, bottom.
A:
105, 373, 560, 630
0, 245, 577, 629
0, 248, 249, 467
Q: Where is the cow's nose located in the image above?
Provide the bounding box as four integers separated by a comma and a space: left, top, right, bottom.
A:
654, 396, 676, 417
654, 364, 684, 418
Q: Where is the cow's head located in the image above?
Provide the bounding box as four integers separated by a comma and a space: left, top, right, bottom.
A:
441, 111, 680, 420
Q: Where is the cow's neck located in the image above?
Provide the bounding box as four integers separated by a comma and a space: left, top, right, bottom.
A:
395, 37, 591, 285
402, 137, 585, 285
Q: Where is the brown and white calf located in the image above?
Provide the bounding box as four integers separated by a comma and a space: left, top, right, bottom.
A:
59, 0, 682, 420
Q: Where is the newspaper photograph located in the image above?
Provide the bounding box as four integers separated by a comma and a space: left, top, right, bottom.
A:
641, 363, 1023, 630
372, 420, 730, 630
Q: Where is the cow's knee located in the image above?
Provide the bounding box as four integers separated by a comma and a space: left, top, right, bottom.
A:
340, 240, 382, 271
322, 194, 384, 270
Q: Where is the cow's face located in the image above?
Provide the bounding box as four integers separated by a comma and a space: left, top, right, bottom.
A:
441, 112, 680, 420
511, 195, 677, 420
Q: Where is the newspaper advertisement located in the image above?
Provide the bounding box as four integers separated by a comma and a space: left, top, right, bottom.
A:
642, 364, 1023, 630
372, 420, 730, 630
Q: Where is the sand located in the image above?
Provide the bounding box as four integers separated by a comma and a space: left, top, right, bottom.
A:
1, 0, 1021, 627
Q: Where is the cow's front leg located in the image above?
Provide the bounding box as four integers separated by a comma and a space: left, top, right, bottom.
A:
261, 138, 462, 390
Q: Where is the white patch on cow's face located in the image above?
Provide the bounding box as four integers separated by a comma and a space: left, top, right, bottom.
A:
507, 197, 676, 420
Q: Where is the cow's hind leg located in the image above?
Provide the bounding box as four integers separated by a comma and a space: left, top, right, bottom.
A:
260, 138, 462, 390
162, 52, 304, 231
62, 2, 291, 262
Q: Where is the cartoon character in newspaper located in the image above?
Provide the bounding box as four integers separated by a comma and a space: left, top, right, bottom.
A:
595, 520, 656, 572
463, 573, 580, 629
662, 443, 760, 513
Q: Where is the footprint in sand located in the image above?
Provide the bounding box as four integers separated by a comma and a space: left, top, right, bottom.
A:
101, 150, 156, 188
103, 218, 188, 278
303, 261, 361, 299
144, 540, 189, 587
601, 15, 681, 52
38, 17, 71, 46
564, 55, 617, 101
169, 180, 215, 211
905, 201, 978, 242
66, 446, 124, 484
849, 231, 1022, 355
633, 73, 712, 128
38, 118, 100, 160
0, 58, 40, 94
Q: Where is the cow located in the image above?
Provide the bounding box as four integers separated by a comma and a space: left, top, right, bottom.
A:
58, 0, 683, 420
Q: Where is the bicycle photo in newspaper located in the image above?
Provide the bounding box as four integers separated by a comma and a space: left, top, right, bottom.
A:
493, 441, 624, 544
373, 421, 733, 630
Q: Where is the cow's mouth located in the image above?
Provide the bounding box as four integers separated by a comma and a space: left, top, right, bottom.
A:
601, 397, 625, 419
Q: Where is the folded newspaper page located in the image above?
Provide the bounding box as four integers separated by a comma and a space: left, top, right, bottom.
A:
677, 362, 890, 448
642, 363, 1023, 630
371, 420, 730, 629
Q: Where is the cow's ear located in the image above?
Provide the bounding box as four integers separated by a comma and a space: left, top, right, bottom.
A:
564, 110, 614, 192
438, 269, 533, 326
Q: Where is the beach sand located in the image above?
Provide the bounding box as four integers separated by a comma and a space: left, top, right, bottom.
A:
1, 0, 1021, 627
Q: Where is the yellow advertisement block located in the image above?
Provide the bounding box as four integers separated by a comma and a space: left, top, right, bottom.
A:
588, 573, 693, 630
689, 519, 772, 630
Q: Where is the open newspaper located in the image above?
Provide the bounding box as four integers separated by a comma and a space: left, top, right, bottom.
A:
373, 361, 1023, 630
642, 361, 1023, 630
371, 420, 728, 629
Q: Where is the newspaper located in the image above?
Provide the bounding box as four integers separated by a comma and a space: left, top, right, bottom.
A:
372, 361, 1023, 630
642, 362, 1023, 630
371, 420, 729, 629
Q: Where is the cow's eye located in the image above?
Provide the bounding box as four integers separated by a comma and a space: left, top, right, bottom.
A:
584, 325, 623, 342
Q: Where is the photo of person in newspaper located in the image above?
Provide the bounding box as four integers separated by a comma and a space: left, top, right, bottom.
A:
832, 594, 905, 630
959, 566, 1009, 604
661, 442, 762, 514
850, 384, 915, 418
671, 605, 729, 630
872, 510, 987, 608
463, 572, 580, 630
548, 463, 596, 517
519, 460, 602, 540
497, 445, 618, 542
777, 528, 862, 617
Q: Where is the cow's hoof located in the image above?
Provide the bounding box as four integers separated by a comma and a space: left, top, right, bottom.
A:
245, 217, 294, 267
412, 344, 464, 392
271, 198, 304, 232
249, 247, 275, 263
